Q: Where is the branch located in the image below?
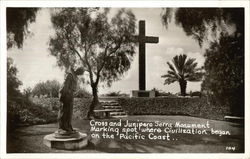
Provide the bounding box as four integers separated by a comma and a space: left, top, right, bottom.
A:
64, 28, 96, 86
64, 28, 85, 64
107, 39, 122, 57
95, 44, 109, 84
83, 41, 95, 85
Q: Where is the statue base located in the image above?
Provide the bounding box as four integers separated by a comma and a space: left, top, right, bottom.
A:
131, 90, 156, 97
43, 131, 88, 150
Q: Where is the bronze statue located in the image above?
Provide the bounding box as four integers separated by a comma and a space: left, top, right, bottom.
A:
56, 67, 84, 137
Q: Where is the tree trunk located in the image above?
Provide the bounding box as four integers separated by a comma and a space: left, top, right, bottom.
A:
87, 83, 99, 119
179, 79, 187, 96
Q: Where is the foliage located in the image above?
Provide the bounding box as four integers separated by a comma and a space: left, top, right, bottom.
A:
7, 97, 57, 130
23, 87, 32, 98
151, 88, 176, 97
7, 58, 22, 98
161, 54, 203, 96
118, 97, 229, 120
202, 34, 244, 116
32, 97, 92, 119
102, 91, 129, 97
161, 8, 244, 46
105, 91, 121, 97
32, 97, 59, 111
151, 88, 161, 97
32, 80, 61, 98
7, 58, 57, 130
49, 8, 136, 117
161, 8, 244, 116
190, 91, 202, 98
7, 8, 39, 49
74, 85, 92, 98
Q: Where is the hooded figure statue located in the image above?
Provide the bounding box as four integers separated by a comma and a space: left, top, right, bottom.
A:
57, 67, 84, 136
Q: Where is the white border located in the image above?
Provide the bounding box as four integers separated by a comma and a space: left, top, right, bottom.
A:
0, 3, 8, 159
1, 1, 249, 159
0, 0, 249, 7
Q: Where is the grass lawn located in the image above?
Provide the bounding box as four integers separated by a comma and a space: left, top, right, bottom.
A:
7, 115, 244, 153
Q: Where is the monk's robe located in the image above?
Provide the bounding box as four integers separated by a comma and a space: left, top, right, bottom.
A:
58, 70, 77, 132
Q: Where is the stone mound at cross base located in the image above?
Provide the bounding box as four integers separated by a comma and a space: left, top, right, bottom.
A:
43, 131, 88, 150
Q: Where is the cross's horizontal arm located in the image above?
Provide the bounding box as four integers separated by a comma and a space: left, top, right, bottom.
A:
132, 36, 159, 44
145, 36, 159, 43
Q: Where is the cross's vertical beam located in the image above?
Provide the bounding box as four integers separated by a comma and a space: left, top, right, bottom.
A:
139, 21, 146, 90
134, 20, 158, 92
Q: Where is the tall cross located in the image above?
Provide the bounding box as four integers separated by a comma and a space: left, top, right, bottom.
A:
134, 20, 159, 90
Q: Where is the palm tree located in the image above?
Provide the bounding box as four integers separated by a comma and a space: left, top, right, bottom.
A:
161, 54, 203, 96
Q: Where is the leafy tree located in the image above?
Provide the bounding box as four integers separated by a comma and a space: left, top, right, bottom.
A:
161, 8, 244, 116
202, 33, 244, 116
32, 80, 61, 98
7, 58, 22, 130
23, 87, 32, 98
49, 8, 136, 118
7, 58, 22, 98
6, 10, 58, 130
161, 8, 244, 46
161, 54, 203, 96
7, 8, 39, 49
45, 80, 61, 97
32, 82, 46, 97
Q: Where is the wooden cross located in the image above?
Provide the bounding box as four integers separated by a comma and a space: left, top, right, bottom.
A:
134, 20, 159, 90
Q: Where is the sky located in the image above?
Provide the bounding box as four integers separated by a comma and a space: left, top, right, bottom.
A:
8, 8, 205, 95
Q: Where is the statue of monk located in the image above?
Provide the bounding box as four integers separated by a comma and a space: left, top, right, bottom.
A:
56, 67, 84, 136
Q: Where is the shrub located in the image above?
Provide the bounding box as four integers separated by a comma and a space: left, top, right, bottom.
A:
105, 91, 129, 97
151, 88, 177, 97
190, 91, 202, 98
7, 96, 57, 130
32, 97, 60, 111
106, 91, 121, 97
74, 87, 91, 98
31, 97, 92, 119
32, 80, 61, 98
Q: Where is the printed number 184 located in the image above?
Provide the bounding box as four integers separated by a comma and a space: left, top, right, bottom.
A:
226, 146, 235, 151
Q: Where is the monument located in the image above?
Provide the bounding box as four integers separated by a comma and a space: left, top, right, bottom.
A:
132, 20, 159, 97
43, 67, 88, 150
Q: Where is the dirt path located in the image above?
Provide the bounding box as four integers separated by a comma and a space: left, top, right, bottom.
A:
7, 115, 244, 153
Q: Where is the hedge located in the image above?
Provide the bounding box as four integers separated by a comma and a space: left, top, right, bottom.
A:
117, 97, 231, 120
30, 96, 231, 121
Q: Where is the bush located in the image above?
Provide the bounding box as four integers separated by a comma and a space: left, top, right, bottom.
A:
7, 96, 93, 130
73, 98, 92, 119
106, 91, 121, 96
7, 96, 57, 130
32, 97, 60, 111
151, 88, 177, 97
32, 80, 61, 98
31, 97, 92, 119
74, 88, 91, 98
105, 91, 129, 97
190, 91, 202, 98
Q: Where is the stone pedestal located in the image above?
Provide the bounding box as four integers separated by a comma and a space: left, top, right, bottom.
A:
43, 131, 88, 150
131, 90, 156, 97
